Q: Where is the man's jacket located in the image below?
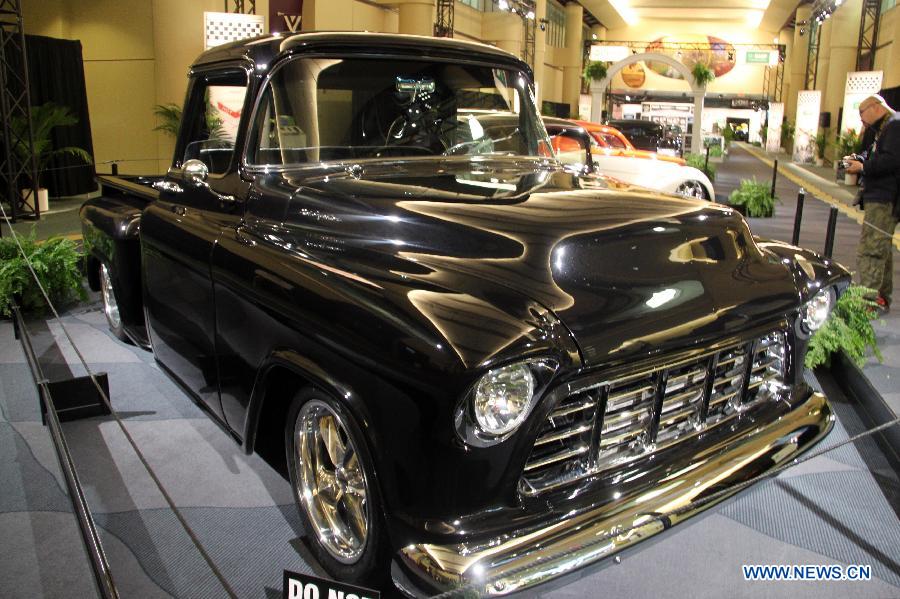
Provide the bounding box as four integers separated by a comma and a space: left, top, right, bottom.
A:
861, 111, 900, 209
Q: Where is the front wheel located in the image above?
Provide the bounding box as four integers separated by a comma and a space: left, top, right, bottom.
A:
675, 180, 710, 200
285, 388, 388, 584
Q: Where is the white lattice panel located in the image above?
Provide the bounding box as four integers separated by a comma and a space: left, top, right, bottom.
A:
845, 71, 883, 95
204, 12, 265, 50
793, 90, 820, 165
841, 71, 884, 135
766, 102, 783, 154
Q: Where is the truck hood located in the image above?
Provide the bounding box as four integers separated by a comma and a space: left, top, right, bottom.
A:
254, 160, 800, 368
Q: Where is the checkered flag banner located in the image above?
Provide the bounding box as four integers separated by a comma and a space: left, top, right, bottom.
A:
204, 12, 265, 50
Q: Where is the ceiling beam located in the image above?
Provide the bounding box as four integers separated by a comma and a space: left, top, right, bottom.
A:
761, 0, 803, 32
578, 0, 628, 29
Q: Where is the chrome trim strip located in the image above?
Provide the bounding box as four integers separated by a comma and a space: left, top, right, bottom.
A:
523, 445, 591, 471
534, 424, 592, 446
396, 392, 833, 597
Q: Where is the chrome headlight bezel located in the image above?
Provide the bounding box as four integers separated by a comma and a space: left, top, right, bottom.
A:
798, 286, 836, 337
455, 359, 557, 447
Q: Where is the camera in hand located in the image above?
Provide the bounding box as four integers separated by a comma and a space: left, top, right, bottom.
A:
840, 154, 863, 169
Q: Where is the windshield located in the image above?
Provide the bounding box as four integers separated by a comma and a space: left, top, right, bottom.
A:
247, 57, 550, 165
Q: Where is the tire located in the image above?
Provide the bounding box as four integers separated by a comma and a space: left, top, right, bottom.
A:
675, 180, 711, 200
285, 387, 389, 585
99, 262, 131, 343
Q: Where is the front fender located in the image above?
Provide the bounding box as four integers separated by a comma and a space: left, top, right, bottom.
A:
756, 238, 852, 302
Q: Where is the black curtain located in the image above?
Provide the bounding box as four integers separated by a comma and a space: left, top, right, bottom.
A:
25, 34, 97, 196
880, 85, 900, 111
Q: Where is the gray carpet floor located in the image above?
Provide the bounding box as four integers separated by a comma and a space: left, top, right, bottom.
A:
2, 303, 899, 598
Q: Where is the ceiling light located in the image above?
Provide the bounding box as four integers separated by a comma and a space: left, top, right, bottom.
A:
746, 9, 764, 27
608, 0, 638, 26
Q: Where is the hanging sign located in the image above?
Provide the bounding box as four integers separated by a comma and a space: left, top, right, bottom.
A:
793, 90, 821, 164
743, 50, 777, 65
270, 0, 303, 34
590, 45, 630, 62
840, 71, 883, 136
766, 102, 783, 153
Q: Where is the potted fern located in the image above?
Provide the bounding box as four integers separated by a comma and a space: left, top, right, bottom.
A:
780, 119, 795, 153
0, 230, 87, 317
12, 102, 93, 213
728, 178, 774, 217
691, 62, 715, 87
835, 129, 861, 184
814, 129, 828, 167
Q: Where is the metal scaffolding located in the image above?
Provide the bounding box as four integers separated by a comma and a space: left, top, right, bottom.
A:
762, 45, 786, 103
435, 0, 454, 37
856, 0, 880, 71
522, 0, 536, 70
226, 0, 256, 14
0, 0, 39, 225
805, 17, 821, 90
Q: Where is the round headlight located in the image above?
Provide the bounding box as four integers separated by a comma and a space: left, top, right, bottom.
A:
473, 363, 536, 436
801, 287, 835, 332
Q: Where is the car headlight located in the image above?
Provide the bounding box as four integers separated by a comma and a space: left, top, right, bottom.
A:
456, 360, 556, 447
800, 287, 835, 333
473, 363, 536, 436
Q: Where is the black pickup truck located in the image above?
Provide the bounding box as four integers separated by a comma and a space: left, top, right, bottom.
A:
81, 32, 846, 596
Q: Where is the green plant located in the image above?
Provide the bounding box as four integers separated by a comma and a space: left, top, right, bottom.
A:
805, 285, 882, 368
728, 178, 774, 217
583, 61, 608, 83
10, 102, 93, 189
836, 129, 861, 158
691, 62, 715, 87
814, 128, 829, 159
722, 126, 735, 148
685, 152, 716, 180
708, 145, 724, 158
780, 119, 795, 152
0, 230, 87, 316
154, 98, 224, 139
759, 126, 767, 146
153, 103, 182, 137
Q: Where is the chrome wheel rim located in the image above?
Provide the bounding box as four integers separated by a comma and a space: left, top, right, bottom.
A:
293, 400, 370, 564
100, 263, 121, 330
675, 180, 707, 199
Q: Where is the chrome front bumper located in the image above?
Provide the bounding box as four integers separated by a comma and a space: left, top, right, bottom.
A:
394, 391, 833, 597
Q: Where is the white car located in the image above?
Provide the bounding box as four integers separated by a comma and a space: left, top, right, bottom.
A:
545, 118, 715, 201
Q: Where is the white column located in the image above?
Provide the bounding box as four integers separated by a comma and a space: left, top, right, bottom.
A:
692, 90, 704, 155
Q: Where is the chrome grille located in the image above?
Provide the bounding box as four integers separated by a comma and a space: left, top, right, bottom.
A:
522, 388, 599, 491
520, 330, 789, 495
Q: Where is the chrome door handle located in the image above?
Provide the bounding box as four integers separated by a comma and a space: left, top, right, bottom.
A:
152, 180, 184, 194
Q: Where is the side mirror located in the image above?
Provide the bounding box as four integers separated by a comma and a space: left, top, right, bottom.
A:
182, 159, 209, 187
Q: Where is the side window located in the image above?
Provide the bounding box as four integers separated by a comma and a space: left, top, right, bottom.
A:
178, 69, 248, 175
600, 133, 626, 149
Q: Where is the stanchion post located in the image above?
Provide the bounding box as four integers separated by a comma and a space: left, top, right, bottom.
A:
111, 162, 118, 176
824, 206, 838, 258
792, 188, 805, 246
704, 143, 710, 176
771, 158, 778, 200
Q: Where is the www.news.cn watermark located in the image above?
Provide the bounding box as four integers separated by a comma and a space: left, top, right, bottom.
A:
743, 564, 872, 581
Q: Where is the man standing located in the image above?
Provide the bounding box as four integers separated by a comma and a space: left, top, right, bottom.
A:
845, 95, 900, 311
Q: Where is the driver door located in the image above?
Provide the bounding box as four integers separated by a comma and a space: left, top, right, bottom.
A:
141, 67, 250, 423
